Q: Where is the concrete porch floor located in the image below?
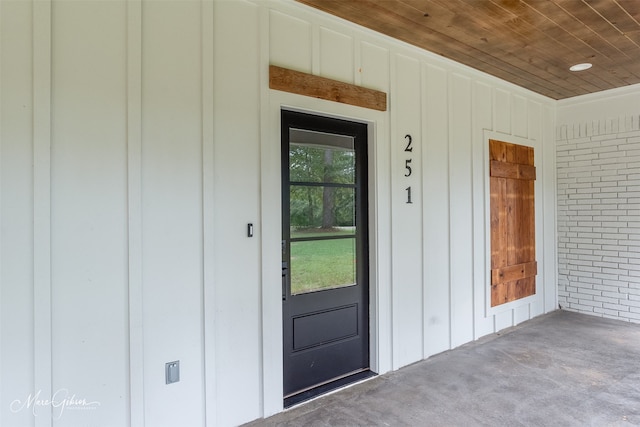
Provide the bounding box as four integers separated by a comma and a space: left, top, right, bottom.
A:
246, 310, 640, 426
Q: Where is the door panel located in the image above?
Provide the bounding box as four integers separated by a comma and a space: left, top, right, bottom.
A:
282, 110, 370, 403
293, 305, 358, 350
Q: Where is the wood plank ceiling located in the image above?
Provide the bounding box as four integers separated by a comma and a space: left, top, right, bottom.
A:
297, 0, 640, 100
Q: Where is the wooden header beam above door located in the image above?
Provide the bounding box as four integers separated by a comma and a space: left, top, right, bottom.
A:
269, 65, 387, 112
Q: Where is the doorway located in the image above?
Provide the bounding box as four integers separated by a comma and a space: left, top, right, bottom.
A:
281, 110, 372, 407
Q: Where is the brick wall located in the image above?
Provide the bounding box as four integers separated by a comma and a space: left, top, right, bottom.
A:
557, 115, 640, 323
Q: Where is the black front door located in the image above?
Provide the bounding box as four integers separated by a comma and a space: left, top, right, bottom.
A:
281, 110, 370, 406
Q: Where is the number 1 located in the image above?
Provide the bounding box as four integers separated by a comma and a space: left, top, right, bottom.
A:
406, 186, 413, 204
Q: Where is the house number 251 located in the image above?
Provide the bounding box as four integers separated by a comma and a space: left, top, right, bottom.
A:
404, 134, 413, 204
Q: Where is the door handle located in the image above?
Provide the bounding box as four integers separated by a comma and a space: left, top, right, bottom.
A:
282, 262, 288, 300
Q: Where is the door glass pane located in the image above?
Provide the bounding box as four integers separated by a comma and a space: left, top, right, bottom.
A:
290, 186, 355, 238
290, 238, 356, 295
289, 129, 355, 184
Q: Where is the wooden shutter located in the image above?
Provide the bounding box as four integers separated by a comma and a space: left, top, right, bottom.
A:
489, 139, 537, 307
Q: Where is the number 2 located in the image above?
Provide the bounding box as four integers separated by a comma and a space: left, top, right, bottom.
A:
404, 134, 413, 152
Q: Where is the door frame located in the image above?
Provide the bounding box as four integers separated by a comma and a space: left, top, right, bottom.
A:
260, 97, 387, 417
280, 109, 371, 405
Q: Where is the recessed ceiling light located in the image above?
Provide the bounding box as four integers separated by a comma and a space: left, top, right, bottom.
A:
570, 63, 592, 72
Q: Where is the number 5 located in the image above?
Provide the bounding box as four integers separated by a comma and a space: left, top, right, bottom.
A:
404, 159, 412, 177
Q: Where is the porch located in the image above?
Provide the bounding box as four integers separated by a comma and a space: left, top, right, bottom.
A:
247, 310, 640, 426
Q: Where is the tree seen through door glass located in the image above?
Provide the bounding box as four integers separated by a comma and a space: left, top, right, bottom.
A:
289, 187, 355, 237
289, 131, 357, 294
289, 131, 355, 184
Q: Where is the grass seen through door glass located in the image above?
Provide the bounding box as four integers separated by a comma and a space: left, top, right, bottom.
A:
290, 228, 356, 294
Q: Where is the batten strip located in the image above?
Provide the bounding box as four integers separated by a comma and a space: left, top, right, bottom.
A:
33, 1, 52, 425
126, 0, 144, 425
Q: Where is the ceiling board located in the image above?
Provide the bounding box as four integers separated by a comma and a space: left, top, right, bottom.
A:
297, 0, 640, 99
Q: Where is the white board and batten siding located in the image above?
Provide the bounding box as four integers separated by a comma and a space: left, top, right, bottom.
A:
0, 1, 557, 426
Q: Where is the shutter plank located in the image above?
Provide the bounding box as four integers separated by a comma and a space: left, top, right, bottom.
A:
491, 261, 537, 285
506, 177, 518, 267
490, 160, 536, 180
489, 139, 506, 162
516, 277, 536, 300
490, 177, 507, 269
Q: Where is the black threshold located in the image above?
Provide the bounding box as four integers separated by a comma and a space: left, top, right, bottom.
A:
284, 370, 376, 408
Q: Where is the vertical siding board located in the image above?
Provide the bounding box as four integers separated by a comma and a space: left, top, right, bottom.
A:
0, 2, 3, 417
494, 309, 514, 330
360, 41, 389, 93
127, 1, 143, 425
372, 116, 394, 374
1, 2, 37, 426
472, 81, 494, 339
391, 54, 423, 369
51, 2, 129, 425
269, 10, 312, 73
494, 88, 511, 135
0, 1, 3, 418
353, 38, 362, 86
543, 105, 558, 314
528, 100, 545, 318
141, 1, 204, 425
202, 0, 217, 423
261, 4, 286, 418
449, 73, 474, 347
513, 95, 528, 138
423, 64, 451, 356
360, 41, 393, 374
213, 1, 262, 425
528, 101, 542, 142
319, 27, 354, 83
32, 1, 52, 425
514, 303, 530, 325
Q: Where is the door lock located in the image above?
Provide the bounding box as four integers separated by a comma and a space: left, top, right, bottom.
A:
282, 261, 288, 300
